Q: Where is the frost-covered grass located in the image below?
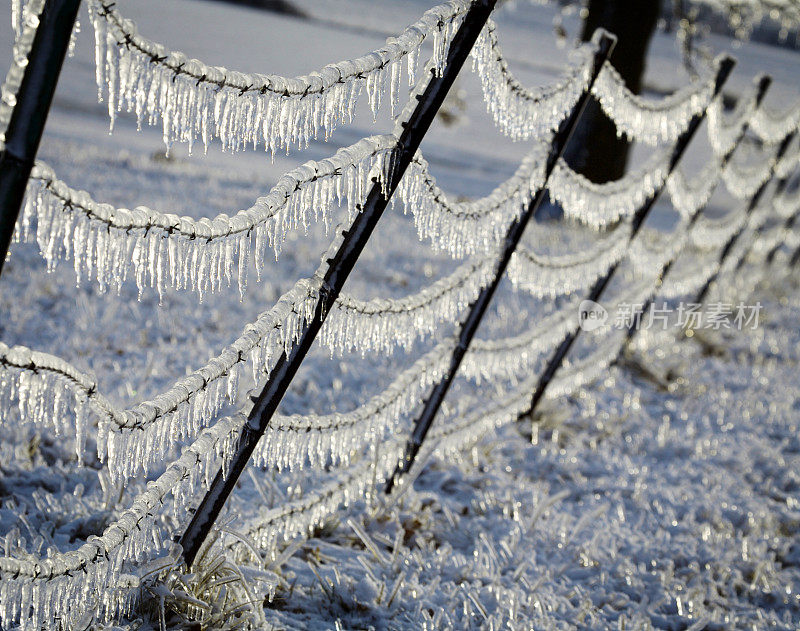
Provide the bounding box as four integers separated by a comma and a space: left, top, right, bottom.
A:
224, 268, 799, 630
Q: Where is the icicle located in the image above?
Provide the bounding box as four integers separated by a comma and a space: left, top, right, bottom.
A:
469, 19, 597, 141
548, 146, 673, 229
22, 135, 396, 297
85, 0, 469, 153
591, 59, 717, 146
508, 221, 632, 297
395, 142, 548, 258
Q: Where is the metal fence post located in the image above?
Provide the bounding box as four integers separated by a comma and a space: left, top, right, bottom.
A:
0, 0, 82, 281
178, 0, 498, 569
383, 30, 617, 494
519, 56, 736, 422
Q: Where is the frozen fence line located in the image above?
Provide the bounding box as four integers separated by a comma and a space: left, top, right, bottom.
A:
2, 1, 800, 626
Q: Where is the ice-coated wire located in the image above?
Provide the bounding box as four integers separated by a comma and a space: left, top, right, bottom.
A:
508, 221, 633, 297
469, 18, 597, 140
86, 0, 469, 153
591, 60, 717, 146
0, 276, 321, 480
18, 135, 396, 299
690, 206, 749, 251
324, 256, 498, 355
666, 160, 724, 220
751, 98, 800, 144
396, 141, 549, 257
548, 145, 674, 228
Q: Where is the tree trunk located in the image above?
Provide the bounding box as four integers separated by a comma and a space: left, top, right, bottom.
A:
564, 0, 662, 183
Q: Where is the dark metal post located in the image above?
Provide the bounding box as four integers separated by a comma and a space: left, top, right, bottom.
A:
694, 130, 796, 305
179, 0, 497, 569
0, 0, 82, 280
383, 30, 618, 494
519, 56, 736, 422
616, 75, 771, 354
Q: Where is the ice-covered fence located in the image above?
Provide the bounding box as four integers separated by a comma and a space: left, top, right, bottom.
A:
1, 0, 800, 628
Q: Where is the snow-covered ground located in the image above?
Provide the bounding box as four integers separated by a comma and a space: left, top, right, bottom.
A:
0, 0, 798, 628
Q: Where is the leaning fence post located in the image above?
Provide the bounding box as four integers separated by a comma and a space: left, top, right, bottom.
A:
518, 55, 736, 422
693, 129, 797, 305
616, 75, 771, 355
0, 0, 82, 281
383, 30, 617, 494
178, 0, 498, 569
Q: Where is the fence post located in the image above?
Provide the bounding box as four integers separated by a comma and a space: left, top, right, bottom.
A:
0, 0, 82, 281
519, 56, 735, 422
615, 75, 771, 355
693, 130, 796, 305
178, 0, 498, 569
383, 30, 617, 494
